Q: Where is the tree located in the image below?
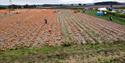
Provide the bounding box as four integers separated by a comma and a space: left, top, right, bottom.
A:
71, 4, 74, 6
24, 4, 29, 8
83, 4, 86, 6
78, 3, 82, 6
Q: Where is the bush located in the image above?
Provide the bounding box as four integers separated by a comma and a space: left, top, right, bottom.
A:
116, 13, 125, 18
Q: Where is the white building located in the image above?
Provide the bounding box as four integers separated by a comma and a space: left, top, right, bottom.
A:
97, 8, 107, 11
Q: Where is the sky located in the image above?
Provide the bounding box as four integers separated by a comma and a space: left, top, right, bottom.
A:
0, 0, 125, 5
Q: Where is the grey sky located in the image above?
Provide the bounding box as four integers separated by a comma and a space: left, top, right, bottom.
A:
0, 0, 125, 5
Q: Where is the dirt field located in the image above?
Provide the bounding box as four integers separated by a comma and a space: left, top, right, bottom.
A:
0, 9, 9, 14
0, 9, 125, 50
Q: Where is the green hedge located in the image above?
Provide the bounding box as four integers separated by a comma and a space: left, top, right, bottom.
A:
105, 10, 125, 18
0, 7, 6, 9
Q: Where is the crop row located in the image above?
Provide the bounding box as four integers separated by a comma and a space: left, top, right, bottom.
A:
57, 9, 125, 44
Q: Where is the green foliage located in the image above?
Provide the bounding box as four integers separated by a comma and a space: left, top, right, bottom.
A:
84, 10, 125, 25
0, 42, 125, 63
0, 6, 7, 9
105, 10, 125, 18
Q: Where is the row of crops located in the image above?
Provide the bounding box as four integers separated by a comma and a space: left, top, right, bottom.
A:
57, 9, 125, 44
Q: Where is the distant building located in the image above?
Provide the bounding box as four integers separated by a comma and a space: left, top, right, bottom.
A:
97, 8, 107, 11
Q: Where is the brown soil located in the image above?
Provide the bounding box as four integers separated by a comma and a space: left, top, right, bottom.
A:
0, 9, 125, 50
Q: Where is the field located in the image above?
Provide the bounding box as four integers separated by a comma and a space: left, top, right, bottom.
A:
0, 9, 9, 14
0, 9, 63, 50
0, 9, 125, 63
0, 9, 125, 49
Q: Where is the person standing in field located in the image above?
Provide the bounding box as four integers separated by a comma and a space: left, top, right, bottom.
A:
44, 18, 47, 24
44, 18, 52, 34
